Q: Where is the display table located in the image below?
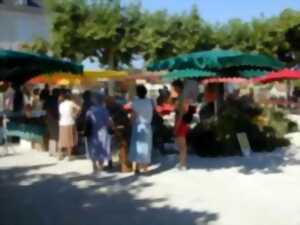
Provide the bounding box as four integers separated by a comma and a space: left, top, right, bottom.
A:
2, 111, 47, 143
6, 121, 46, 142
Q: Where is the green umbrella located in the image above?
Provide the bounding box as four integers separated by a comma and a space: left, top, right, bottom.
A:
163, 69, 217, 80
0, 50, 83, 84
147, 49, 284, 80
239, 69, 268, 78
163, 69, 268, 80
148, 50, 243, 71
219, 54, 283, 70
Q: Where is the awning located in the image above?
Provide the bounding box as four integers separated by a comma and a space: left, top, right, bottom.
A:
0, 50, 83, 84
254, 69, 300, 84
201, 77, 249, 85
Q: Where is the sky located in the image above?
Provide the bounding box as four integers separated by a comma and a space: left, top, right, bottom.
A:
85, 0, 300, 70
123, 0, 300, 23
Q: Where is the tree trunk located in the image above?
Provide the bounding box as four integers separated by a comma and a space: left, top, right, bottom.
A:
107, 49, 117, 96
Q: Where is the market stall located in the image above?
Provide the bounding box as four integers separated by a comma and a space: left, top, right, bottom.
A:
0, 50, 83, 148
146, 49, 295, 157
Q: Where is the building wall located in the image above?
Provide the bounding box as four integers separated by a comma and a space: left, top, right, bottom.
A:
0, 0, 50, 50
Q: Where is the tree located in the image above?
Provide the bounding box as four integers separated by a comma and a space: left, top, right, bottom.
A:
139, 6, 210, 62
45, 0, 89, 62
24, 1, 300, 68
214, 19, 251, 51
80, 0, 144, 69
45, 0, 144, 69
20, 38, 50, 55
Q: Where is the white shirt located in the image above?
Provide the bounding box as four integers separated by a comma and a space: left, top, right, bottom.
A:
183, 80, 199, 104
4, 87, 15, 111
132, 98, 154, 124
59, 100, 77, 126
24, 95, 32, 106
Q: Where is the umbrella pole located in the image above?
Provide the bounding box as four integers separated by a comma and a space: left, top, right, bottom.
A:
108, 81, 115, 96
214, 100, 218, 118
287, 80, 293, 109
214, 83, 225, 118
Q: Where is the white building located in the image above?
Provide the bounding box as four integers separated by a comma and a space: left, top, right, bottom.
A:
0, 0, 49, 50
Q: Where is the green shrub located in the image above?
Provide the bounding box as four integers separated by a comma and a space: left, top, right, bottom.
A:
190, 97, 293, 157
288, 121, 298, 133
265, 108, 299, 136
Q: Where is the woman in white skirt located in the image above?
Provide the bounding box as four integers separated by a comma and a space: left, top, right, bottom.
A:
58, 91, 80, 160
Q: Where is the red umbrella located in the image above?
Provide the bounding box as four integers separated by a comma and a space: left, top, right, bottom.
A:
124, 103, 174, 115
123, 103, 132, 112
156, 103, 174, 115
201, 77, 248, 85
254, 69, 300, 84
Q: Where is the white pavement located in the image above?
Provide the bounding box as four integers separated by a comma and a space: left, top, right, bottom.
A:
1, 141, 300, 225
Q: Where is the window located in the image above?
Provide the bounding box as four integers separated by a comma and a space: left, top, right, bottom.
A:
15, 0, 26, 5
27, 0, 40, 7
15, 0, 40, 8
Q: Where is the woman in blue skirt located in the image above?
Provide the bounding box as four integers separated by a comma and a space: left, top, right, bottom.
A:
129, 85, 154, 174
85, 93, 112, 174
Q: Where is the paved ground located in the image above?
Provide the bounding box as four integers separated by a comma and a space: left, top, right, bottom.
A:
1, 136, 300, 225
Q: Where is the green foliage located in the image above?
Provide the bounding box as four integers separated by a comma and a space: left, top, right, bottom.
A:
264, 108, 299, 136
80, 1, 144, 68
45, 0, 89, 62
213, 9, 300, 59
189, 98, 293, 157
24, 2, 300, 68
20, 38, 50, 55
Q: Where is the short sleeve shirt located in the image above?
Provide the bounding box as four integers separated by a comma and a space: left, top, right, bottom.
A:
59, 100, 77, 126
132, 98, 154, 124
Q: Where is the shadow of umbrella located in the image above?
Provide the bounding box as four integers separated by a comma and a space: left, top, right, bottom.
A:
0, 164, 219, 225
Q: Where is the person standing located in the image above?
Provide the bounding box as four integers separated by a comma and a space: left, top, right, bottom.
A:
23, 87, 32, 107
45, 89, 60, 157
85, 93, 113, 174
31, 89, 42, 111
3, 83, 15, 112
77, 91, 92, 133
40, 84, 50, 110
13, 85, 24, 113
58, 91, 80, 160
40, 84, 50, 101
172, 80, 191, 170
106, 96, 131, 172
129, 85, 154, 174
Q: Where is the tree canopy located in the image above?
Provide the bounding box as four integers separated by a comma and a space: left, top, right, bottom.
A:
21, 1, 300, 69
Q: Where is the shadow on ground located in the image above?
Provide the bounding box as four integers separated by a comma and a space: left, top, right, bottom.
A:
150, 147, 300, 175
0, 164, 218, 225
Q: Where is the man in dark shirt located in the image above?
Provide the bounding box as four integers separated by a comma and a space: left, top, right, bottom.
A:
13, 85, 24, 113
106, 96, 131, 171
40, 84, 50, 102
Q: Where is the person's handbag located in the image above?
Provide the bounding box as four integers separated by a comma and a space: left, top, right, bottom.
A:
182, 105, 196, 124
83, 118, 92, 138
107, 126, 114, 135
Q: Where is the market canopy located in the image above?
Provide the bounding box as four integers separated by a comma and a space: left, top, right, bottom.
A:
148, 49, 284, 80
0, 50, 83, 84
163, 68, 267, 80
84, 70, 128, 81
148, 49, 284, 71
163, 69, 217, 80
28, 70, 128, 86
254, 69, 300, 84
201, 77, 249, 85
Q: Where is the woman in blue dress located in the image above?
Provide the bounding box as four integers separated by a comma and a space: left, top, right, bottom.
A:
85, 93, 112, 174
129, 85, 154, 174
